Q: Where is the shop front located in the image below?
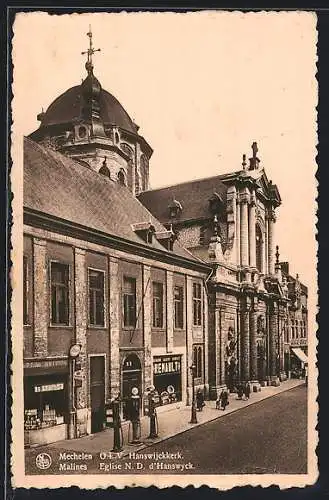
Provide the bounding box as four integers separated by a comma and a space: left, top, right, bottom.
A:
153, 355, 182, 407
24, 367, 69, 447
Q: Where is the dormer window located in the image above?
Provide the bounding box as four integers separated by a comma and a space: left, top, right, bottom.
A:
132, 222, 155, 244
168, 198, 183, 219
155, 229, 177, 251
208, 192, 223, 215
99, 158, 110, 178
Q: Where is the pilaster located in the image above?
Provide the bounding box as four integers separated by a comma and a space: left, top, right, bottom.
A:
268, 208, 276, 276
143, 265, 152, 390
166, 270, 174, 353
33, 238, 48, 357
240, 300, 250, 381
109, 257, 120, 397
269, 302, 280, 386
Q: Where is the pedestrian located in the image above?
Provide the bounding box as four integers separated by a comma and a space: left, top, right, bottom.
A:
196, 389, 205, 411
220, 389, 229, 411
244, 382, 251, 400
237, 384, 244, 400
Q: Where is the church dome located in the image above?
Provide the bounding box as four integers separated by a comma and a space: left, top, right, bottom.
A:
37, 82, 139, 134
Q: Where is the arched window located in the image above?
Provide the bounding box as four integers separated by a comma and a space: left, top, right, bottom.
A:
256, 225, 263, 272
118, 169, 126, 186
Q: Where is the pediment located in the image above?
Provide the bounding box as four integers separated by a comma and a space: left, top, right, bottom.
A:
255, 170, 281, 206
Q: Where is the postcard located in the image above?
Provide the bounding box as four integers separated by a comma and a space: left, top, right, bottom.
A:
10, 10, 318, 489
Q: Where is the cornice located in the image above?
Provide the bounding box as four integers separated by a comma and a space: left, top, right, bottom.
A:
24, 208, 211, 274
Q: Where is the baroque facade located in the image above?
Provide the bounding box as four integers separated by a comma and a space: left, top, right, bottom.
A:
23, 31, 308, 446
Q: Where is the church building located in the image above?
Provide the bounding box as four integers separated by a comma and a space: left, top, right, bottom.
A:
23, 29, 308, 446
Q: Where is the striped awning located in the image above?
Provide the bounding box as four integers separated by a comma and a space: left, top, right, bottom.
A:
291, 347, 308, 364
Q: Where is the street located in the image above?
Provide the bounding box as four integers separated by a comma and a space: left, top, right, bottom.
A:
25, 385, 307, 475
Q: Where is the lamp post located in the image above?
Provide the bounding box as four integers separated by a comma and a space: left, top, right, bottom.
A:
189, 363, 197, 424
68, 343, 81, 439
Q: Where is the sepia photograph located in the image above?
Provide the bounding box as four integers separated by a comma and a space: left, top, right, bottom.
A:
10, 10, 318, 489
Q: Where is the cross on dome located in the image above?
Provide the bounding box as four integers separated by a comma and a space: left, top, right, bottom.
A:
81, 25, 101, 74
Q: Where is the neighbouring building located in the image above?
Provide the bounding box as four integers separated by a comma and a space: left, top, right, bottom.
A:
22, 30, 308, 446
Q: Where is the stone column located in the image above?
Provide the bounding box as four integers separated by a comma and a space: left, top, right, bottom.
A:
249, 195, 256, 269
240, 198, 249, 268
261, 229, 266, 274
143, 265, 152, 391
236, 195, 241, 266
74, 248, 88, 436
240, 304, 250, 381
268, 208, 276, 276
109, 257, 120, 397
269, 302, 280, 385
249, 304, 258, 382
166, 270, 174, 353
33, 238, 48, 357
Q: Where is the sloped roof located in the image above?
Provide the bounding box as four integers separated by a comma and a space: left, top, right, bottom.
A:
138, 175, 228, 223
23, 137, 201, 263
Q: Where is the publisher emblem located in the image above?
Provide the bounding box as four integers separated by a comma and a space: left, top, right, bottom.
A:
35, 452, 52, 470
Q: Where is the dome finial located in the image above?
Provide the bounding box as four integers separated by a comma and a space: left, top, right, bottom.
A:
81, 25, 101, 75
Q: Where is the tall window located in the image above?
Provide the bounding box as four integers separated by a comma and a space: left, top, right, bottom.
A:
123, 277, 136, 327
174, 285, 184, 329
256, 225, 263, 272
88, 269, 105, 327
51, 262, 69, 325
23, 256, 29, 325
193, 282, 202, 326
193, 345, 203, 379
152, 282, 164, 328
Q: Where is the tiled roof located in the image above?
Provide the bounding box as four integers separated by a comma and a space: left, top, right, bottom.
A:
138, 175, 228, 224
23, 137, 201, 262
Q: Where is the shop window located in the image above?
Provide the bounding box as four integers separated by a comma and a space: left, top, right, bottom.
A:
24, 376, 67, 432
193, 345, 203, 379
50, 262, 70, 325
193, 282, 202, 326
174, 285, 184, 329
152, 282, 164, 328
23, 256, 29, 325
88, 269, 105, 327
123, 277, 136, 327
153, 355, 182, 405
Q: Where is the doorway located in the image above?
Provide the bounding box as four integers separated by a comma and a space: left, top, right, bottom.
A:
122, 354, 142, 419
90, 356, 105, 433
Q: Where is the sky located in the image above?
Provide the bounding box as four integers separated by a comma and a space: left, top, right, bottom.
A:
12, 11, 318, 325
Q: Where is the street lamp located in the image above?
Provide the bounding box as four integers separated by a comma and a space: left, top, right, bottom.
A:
68, 343, 82, 439
189, 363, 197, 424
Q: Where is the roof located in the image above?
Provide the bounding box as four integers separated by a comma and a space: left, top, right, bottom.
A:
23, 137, 202, 263
138, 175, 228, 224
36, 83, 138, 134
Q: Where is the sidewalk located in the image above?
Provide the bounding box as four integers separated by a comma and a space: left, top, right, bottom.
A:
27, 378, 305, 458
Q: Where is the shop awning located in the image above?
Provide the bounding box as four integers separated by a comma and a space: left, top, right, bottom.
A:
291, 348, 308, 364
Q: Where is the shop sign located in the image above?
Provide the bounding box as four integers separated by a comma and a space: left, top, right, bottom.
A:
153, 355, 181, 375
34, 383, 64, 393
